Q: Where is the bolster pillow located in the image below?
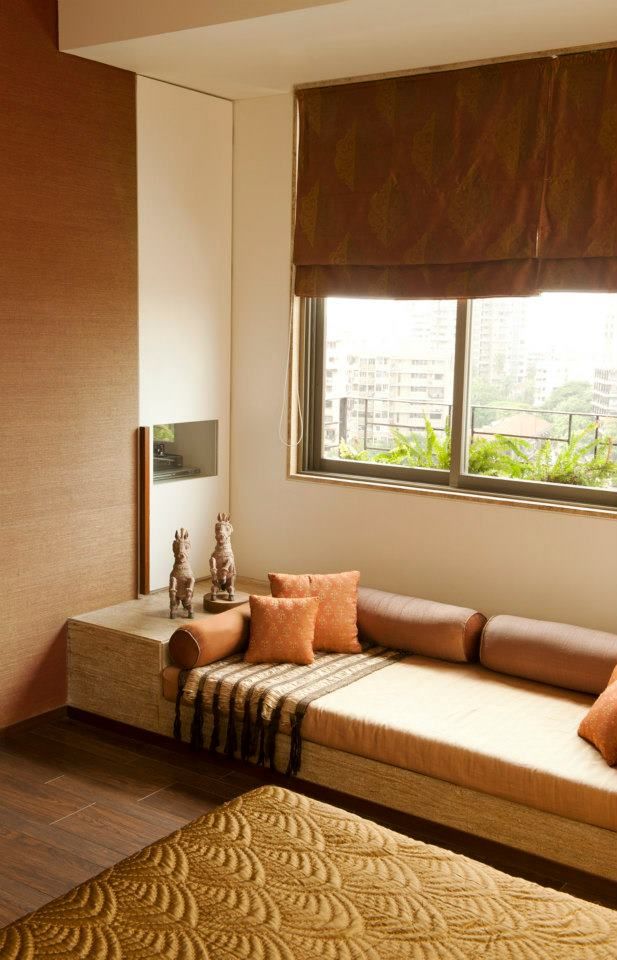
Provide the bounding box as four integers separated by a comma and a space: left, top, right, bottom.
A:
480, 615, 617, 694
169, 603, 251, 668
162, 666, 183, 702
357, 586, 486, 662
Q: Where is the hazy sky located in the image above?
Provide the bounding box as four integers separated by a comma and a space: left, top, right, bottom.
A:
326, 293, 617, 375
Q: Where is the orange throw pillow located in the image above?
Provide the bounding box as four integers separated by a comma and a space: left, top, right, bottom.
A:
268, 571, 361, 653
578, 664, 617, 766
244, 595, 319, 665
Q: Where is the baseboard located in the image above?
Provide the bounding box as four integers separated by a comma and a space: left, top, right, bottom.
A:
67, 706, 199, 753
0, 705, 67, 739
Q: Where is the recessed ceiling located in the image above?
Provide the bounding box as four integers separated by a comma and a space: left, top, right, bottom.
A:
60, 0, 617, 100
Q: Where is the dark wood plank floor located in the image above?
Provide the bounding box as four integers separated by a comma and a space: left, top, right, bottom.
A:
0, 712, 615, 928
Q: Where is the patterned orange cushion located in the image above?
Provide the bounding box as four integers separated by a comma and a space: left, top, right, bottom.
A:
244, 595, 319, 665
578, 664, 617, 766
268, 571, 361, 653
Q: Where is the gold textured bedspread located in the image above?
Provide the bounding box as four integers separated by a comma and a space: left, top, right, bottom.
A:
1, 786, 615, 960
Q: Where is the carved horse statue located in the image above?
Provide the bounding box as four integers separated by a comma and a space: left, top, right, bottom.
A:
169, 528, 195, 619
209, 512, 236, 600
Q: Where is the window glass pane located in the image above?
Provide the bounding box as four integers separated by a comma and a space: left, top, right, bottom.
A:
466, 293, 617, 491
322, 298, 457, 470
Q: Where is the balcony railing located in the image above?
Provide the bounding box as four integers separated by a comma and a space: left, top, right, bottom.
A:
323, 396, 617, 459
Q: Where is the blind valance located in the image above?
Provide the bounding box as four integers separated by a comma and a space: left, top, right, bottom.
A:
293, 49, 617, 299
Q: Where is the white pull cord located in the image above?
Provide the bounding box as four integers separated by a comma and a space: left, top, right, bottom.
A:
278, 304, 304, 447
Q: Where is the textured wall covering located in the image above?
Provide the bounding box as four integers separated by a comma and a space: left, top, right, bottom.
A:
0, 0, 138, 727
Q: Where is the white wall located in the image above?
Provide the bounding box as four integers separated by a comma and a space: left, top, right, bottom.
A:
138, 77, 232, 589
231, 93, 617, 633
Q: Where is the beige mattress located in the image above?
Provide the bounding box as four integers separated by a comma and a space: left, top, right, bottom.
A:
3, 786, 616, 959
301, 656, 617, 832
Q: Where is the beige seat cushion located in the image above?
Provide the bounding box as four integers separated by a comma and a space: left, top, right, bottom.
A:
301, 657, 617, 832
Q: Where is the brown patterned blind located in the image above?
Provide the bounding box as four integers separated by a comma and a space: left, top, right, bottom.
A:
293, 49, 617, 299
538, 49, 617, 292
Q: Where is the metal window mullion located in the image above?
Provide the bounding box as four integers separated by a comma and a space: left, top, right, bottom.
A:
302, 298, 325, 472
449, 299, 472, 488
313, 299, 326, 469
299, 300, 309, 469
300, 299, 314, 470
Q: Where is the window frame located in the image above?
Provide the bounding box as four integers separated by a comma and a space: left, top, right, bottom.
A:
298, 297, 617, 511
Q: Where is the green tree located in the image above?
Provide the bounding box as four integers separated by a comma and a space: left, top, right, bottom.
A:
543, 381, 593, 413
153, 423, 175, 442
469, 377, 522, 428
541, 380, 594, 440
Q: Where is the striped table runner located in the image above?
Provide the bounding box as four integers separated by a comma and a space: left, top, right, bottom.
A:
174, 644, 405, 776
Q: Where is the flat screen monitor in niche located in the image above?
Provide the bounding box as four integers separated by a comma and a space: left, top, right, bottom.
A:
153, 420, 218, 483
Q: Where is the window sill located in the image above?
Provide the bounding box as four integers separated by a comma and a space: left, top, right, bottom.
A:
289, 468, 617, 521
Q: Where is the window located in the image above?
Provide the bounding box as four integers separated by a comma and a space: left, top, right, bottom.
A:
299, 295, 617, 508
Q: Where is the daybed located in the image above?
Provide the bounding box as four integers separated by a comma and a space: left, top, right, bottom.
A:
161, 586, 617, 882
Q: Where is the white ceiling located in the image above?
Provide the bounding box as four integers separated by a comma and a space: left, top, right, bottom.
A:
58, 1, 344, 49
60, 0, 617, 101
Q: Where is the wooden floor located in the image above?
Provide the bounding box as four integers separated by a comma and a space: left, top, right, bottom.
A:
0, 713, 615, 928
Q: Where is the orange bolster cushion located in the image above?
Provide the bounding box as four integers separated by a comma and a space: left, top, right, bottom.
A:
162, 666, 183, 702
169, 603, 251, 668
480, 615, 617, 694
269, 571, 361, 653
357, 586, 485, 663
578, 664, 617, 766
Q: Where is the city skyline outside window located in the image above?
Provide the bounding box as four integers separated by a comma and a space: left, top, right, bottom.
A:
323, 299, 456, 464
321, 293, 617, 494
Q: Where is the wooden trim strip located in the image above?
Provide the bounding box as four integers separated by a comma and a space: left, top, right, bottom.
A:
294, 39, 617, 92
138, 426, 151, 595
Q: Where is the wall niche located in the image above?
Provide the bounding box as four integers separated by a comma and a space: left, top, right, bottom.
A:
153, 419, 218, 483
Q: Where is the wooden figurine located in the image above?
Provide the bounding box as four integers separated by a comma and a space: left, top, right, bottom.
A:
169, 528, 195, 619
209, 512, 236, 601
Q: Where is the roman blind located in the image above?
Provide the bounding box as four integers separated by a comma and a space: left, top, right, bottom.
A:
538, 50, 617, 291
293, 48, 617, 299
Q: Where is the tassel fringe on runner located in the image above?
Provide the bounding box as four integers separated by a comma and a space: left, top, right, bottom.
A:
174, 645, 405, 776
